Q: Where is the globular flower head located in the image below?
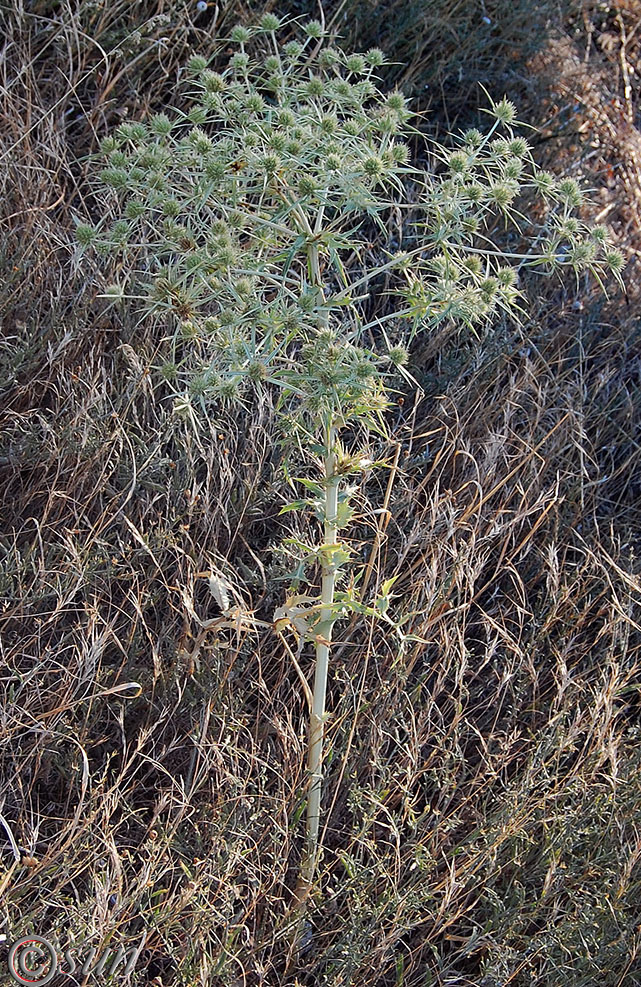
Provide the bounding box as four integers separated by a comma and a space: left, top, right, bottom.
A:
298, 175, 317, 198
488, 181, 517, 208
325, 154, 343, 172
259, 12, 280, 32
343, 119, 361, 137
229, 24, 252, 44
569, 241, 597, 269
218, 376, 244, 403
188, 127, 214, 155
320, 114, 339, 135
150, 113, 173, 136
261, 153, 280, 175
278, 109, 295, 128
247, 359, 269, 382
305, 76, 325, 98
100, 135, 118, 154
284, 40, 304, 60
386, 91, 406, 114
202, 70, 226, 94
387, 345, 409, 367
264, 55, 281, 74
497, 267, 517, 287
449, 151, 469, 176
187, 54, 208, 74
463, 128, 483, 148
557, 178, 583, 208
502, 157, 522, 180
559, 216, 580, 237
125, 200, 146, 219
492, 97, 517, 125
205, 158, 226, 182
605, 249, 625, 274
75, 222, 96, 247
508, 137, 529, 157
245, 92, 265, 114
389, 143, 410, 165
533, 170, 556, 197
304, 19, 324, 38
363, 156, 385, 179
187, 105, 208, 125
100, 167, 129, 189
365, 48, 385, 67
463, 256, 482, 276
345, 54, 366, 74
319, 47, 340, 69
230, 52, 250, 72
107, 148, 126, 168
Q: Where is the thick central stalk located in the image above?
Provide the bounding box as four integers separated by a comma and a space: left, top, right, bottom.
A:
293, 426, 339, 910
291, 229, 338, 913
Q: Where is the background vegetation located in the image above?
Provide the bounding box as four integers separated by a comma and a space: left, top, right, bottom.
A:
1, 1, 640, 984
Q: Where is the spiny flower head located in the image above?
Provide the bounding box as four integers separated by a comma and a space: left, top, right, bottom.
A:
259, 12, 280, 32
492, 97, 517, 125
304, 19, 324, 38
229, 24, 252, 44
365, 48, 385, 67
557, 178, 584, 208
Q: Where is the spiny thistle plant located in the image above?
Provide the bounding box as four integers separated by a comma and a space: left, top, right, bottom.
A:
77, 13, 623, 926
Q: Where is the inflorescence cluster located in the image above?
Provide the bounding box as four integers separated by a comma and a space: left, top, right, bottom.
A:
78, 14, 624, 430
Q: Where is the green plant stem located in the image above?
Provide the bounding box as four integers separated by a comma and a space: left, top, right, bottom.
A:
293, 422, 339, 912
290, 233, 338, 919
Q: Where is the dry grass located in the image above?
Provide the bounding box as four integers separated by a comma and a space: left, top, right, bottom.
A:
1, 2, 641, 985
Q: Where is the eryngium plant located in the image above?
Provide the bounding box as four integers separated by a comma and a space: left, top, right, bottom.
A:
78, 12, 623, 919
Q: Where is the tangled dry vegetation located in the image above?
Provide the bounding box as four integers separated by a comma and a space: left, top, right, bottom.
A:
1, 2, 640, 985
